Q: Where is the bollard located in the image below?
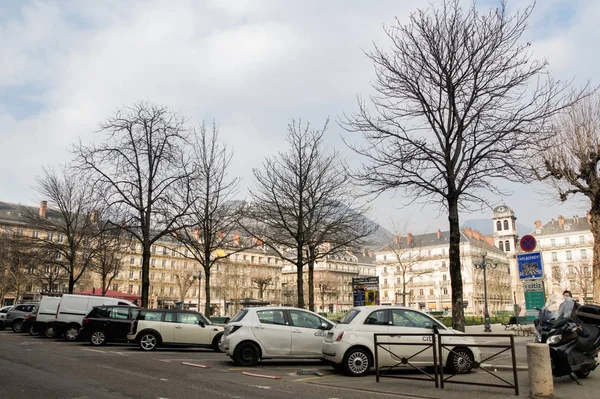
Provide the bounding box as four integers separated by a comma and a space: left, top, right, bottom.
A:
527, 343, 554, 398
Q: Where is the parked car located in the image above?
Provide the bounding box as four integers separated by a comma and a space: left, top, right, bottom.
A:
0, 305, 14, 331
219, 307, 334, 366
81, 305, 141, 346
321, 305, 482, 377
53, 294, 136, 341
127, 309, 224, 351
5, 303, 38, 333
32, 296, 62, 338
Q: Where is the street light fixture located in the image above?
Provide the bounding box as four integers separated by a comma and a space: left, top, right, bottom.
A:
472, 250, 498, 332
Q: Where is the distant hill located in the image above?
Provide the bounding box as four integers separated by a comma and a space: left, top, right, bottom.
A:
461, 218, 531, 236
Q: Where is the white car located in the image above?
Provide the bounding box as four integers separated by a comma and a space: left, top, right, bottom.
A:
220, 306, 334, 366
322, 306, 482, 377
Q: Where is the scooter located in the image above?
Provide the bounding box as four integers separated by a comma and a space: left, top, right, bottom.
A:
544, 297, 600, 380
534, 294, 565, 343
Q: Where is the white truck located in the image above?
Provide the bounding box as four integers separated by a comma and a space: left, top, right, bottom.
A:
33, 296, 62, 337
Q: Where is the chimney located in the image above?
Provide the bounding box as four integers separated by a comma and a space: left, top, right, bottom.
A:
473, 230, 482, 241
558, 215, 565, 228
39, 201, 47, 218
463, 227, 473, 238
368, 249, 373, 257
120, 218, 126, 230
407, 233, 413, 246
90, 209, 98, 224
217, 231, 223, 241
437, 229, 442, 240
347, 247, 353, 255
193, 226, 200, 241
324, 242, 331, 251
394, 234, 400, 245
233, 232, 240, 246
535, 220, 542, 228
484, 236, 495, 246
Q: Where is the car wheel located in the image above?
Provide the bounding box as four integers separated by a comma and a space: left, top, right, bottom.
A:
29, 325, 40, 336
139, 333, 159, 351
212, 333, 223, 352
343, 347, 372, 377
64, 326, 80, 342
233, 342, 260, 366
90, 331, 108, 346
12, 320, 23, 333
44, 325, 57, 338
575, 369, 591, 379
0, 321, 5, 331
447, 347, 474, 374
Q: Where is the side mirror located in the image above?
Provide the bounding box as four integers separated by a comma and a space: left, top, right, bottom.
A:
198, 321, 205, 328
320, 322, 330, 330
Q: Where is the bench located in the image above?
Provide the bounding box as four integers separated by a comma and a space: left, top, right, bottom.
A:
502, 316, 535, 336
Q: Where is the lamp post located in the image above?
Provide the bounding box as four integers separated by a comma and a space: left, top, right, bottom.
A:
472, 250, 498, 332
193, 271, 202, 312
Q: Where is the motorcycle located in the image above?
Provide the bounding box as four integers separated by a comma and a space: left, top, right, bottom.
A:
534, 294, 568, 343
539, 295, 600, 379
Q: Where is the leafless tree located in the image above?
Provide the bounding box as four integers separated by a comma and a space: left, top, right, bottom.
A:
341, 1, 580, 330
73, 102, 195, 307
89, 223, 129, 296
251, 271, 273, 301
174, 268, 196, 303
250, 119, 374, 309
314, 270, 340, 312
171, 122, 247, 316
534, 92, 600, 302
23, 167, 102, 293
571, 261, 592, 304
0, 231, 34, 302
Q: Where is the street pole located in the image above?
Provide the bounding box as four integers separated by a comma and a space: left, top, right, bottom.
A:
473, 251, 497, 333
198, 273, 202, 313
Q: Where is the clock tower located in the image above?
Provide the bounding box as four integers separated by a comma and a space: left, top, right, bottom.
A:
492, 202, 518, 254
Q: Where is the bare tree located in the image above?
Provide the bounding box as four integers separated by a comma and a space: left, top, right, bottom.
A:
172, 122, 246, 316
572, 261, 592, 304
250, 120, 374, 309
23, 167, 102, 293
314, 270, 340, 312
0, 231, 34, 302
342, 1, 578, 330
174, 268, 196, 303
251, 270, 273, 301
73, 102, 195, 307
89, 223, 129, 296
535, 93, 600, 302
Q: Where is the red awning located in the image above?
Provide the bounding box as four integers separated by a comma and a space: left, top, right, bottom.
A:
75, 288, 140, 301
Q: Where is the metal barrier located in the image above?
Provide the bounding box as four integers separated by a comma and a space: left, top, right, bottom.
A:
373, 332, 519, 396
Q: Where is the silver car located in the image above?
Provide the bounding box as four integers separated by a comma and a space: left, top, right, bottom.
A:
5, 303, 38, 333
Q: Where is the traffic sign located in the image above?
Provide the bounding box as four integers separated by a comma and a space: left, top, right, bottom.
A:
520, 235, 537, 252
517, 251, 544, 280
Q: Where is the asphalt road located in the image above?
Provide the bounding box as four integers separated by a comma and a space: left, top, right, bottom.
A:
1, 327, 598, 399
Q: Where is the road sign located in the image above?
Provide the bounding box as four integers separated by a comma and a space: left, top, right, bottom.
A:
523, 279, 545, 321
519, 235, 537, 252
517, 251, 544, 280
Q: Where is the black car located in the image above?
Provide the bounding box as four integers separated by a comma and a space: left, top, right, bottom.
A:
81, 305, 140, 346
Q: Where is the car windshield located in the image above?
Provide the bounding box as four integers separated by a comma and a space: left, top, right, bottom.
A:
338, 309, 361, 324
541, 294, 575, 322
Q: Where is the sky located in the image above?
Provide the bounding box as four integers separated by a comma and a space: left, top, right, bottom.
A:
0, 0, 596, 236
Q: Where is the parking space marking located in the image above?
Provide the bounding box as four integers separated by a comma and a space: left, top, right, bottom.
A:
82, 348, 107, 353
292, 375, 336, 382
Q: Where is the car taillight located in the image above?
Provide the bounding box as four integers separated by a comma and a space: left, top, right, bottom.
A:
225, 325, 242, 335
83, 318, 89, 324
25, 314, 32, 319
335, 331, 345, 342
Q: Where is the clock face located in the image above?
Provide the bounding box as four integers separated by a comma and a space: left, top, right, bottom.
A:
497, 206, 506, 212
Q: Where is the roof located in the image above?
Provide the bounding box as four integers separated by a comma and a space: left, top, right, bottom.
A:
0, 201, 62, 226
531, 216, 591, 237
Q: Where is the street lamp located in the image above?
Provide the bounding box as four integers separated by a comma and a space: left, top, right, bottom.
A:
193, 271, 202, 312
472, 250, 498, 332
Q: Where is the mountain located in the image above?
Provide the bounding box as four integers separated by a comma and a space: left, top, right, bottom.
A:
461, 218, 531, 236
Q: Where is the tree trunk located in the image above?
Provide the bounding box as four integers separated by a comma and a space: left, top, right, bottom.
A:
308, 257, 315, 311
68, 270, 75, 294
296, 247, 304, 308
141, 243, 151, 308
402, 277, 407, 306
204, 269, 211, 316
590, 208, 600, 303
448, 196, 465, 332
102, 275, 107, 296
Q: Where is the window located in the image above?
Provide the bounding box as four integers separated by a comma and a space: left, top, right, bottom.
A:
257, 310, 287, 325
160, 286, 165, 294
130, 257, 135, 265
171, 261, 175, 269
419, 289, 424, 296
164, 312, 177, 323
151, 273, 155, 281
364, 310, 388, 325
128, 285, 133, 294
442, 248, 446, 255
152, 246, 156, 254
384, 278, 388, 286
551, 239, 556, 247
383, 267, 387, 274
429, 288, 434, 295
161, 272, 165, 281
579, 236, 585, 244
443, 288, 448, 295
129, 270, 134, 279
552, 252, 558, 261
289, 310, 324, 329
140, 311, 163, 321
151, 259, 156, 267
48, 232, 54, 240
139, 271, 142, 279
441, 261, 446, 267
112, 283, 118, 291
110, 307, 130, 320
169, 287, 174, 295
566, 250, 572, 260
162, 247, 167, 255
581, 249, 588, 259
171, 249, 176, 257
161, 260, 166, 268
32, 230, 39, 238
505, 240, 510, 252
442, 274, 447, 281
499, 241, 504, 251
18, 228, 24, 236
383, 255, 387, 261
496, 221, 502, 231
391, 309, 438, 328
503, 220, 509, 230
565, 237, 570, 246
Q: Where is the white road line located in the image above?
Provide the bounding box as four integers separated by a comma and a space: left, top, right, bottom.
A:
81, 348, 106, 353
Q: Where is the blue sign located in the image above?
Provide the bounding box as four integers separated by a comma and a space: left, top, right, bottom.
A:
517, 251, 544, 280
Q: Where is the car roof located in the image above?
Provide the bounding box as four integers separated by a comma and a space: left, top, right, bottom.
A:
140, 309, 200, 313
93, 305, 140, 308
350, 305, 411, 311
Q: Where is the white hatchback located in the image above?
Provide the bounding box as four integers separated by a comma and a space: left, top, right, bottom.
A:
220, 306, 334, 366
322, 306, 482, 376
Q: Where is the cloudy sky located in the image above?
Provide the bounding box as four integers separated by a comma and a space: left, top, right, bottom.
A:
0, 0, 596, 235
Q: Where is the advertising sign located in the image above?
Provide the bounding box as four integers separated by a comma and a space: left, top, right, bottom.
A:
523, 279, 545, 321
352, 277, 380, 307
517, 251, 544, 280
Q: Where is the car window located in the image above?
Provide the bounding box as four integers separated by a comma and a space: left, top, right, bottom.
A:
230, 309, 248, 323
289, 310, 323, 329
178, 313, 202, 325
14, 305, 25, 311
129, 308, 140, 320
139, 311, 163, 321
364, 310, 388, 325
338, 309, 360, 324
257, 310, 287, 326
90, 307, 110, 318
0, 309, 7, 314
164, 312, 177, 323
110, 307, 130, 320
402, 310, 439, 329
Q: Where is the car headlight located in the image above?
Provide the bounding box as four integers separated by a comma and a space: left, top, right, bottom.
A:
547, 334, 562, 345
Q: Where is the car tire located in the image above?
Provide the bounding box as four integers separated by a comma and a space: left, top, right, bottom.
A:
29, 325, 40, 336
212, 333, 223, 353
90, 330, 108, 346
447, 347, 474, 374
233, 342, 260, 367
12, 320, 23, 333
342, 347, 372, 377
0, 321, 5, 331
64, 325, 81, 342
139, 332, 159, 351
44, 325, 57, 338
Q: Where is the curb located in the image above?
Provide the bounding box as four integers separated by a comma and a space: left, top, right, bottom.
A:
480, 363, 528, 371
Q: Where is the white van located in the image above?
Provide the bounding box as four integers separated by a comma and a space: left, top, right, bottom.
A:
33, 296, 62, 337
53, 294, 136, 341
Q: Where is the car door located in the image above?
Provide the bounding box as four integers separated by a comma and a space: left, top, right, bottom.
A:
173, 312, 212, 345
387, 309, 438, 365
359, 309, 391, 363
252, 309, 291, 356
288, 310, 332, 356
108, 307, 134, 339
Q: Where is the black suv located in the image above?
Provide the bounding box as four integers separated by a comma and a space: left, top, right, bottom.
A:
81, 305, 141, 346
